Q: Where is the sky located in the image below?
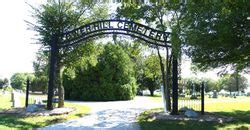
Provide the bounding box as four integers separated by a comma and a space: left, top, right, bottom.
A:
0, 0, 41, 79
0, 0, 249, 84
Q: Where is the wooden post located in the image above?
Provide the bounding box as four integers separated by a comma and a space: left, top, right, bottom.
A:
201, 82, 205, 115
47, 35, 59, 110
25, 79, 30, 108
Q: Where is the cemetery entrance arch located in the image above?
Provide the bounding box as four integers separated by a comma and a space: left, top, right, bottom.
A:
47, 19, 178, 114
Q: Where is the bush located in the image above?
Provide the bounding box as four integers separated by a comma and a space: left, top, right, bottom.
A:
30, 76, 48, 93
64, 44, 137, 101
10, 73, 34, 91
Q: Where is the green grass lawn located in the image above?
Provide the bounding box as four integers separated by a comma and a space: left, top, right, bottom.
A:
139, 96, 250, 130
0, 92, 91, 129
0, 93, 12, 111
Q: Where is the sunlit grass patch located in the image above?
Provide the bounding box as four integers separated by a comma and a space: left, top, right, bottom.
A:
0, 93, 91, 129
139, 96, 250, 130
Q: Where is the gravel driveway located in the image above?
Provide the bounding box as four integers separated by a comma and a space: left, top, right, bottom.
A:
40, 96, 162, 130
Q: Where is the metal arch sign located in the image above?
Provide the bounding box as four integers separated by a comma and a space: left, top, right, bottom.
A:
46, 19, 172, 110
61, 19, 171, 48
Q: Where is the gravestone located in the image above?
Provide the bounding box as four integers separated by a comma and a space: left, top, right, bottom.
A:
34, 98, 46, 108
11, 90, 14, 102
212, 90, 218, 98
12, 91, 21, 108
26, 104, 39, 112
34, 98, 43, 105
184, 109, 198, 118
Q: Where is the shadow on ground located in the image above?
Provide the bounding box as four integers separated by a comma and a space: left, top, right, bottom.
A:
0, 114, 40, 128
0, 114, 66, 129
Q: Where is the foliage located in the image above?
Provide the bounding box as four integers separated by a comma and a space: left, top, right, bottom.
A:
115, 40, 146, 90
117, 2, 185, 111
218, 74, 248, 92
182, 77, 221, 93
183, 77, 201, 94
0, 78, 8, 89
32, 50, 49, 93
183, 1, 250, 71
30, 76, 48, 93
64, 43, 137, 101
203, 78, 219, 92
33, 50, 49, 77
29, 0, 109, 107
10, 73, 34, 91
141, 54, 161, 96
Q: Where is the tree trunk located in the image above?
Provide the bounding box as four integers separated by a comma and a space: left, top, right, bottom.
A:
165, 47, 172, 111
149, 89, 154, 96
157, 9, 171, 112
156, 46, 169, 112
235, 70, 239, 95
57, 64, 65, 108
172, 56, 178, 115
47, 35, 59, 110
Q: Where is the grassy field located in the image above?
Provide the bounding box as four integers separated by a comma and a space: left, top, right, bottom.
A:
138, 96, 250, 130
0, 92, 91, 129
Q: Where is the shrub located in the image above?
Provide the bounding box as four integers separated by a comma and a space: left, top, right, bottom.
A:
64, 44, 137, 101
30, 76, 48, 93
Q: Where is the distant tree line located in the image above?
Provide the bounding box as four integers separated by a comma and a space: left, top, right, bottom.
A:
182, 74, 248, 94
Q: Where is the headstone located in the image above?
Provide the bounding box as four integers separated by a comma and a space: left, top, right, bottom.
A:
11, 90, 15, 102
26, 104, 39, 112
12, 91, 21, 108
34, 98, 43, 105
212, 90, 218, 98
34, 98, 45, 108
184, 109, 199, 118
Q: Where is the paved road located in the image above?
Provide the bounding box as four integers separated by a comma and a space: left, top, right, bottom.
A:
41, 96, 163, 130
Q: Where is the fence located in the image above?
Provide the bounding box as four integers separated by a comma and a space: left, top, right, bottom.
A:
25, 79, 47, 107
178, 82, 205, 114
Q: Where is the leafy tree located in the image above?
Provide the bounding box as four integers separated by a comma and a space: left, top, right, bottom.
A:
142, 54, 161, 96
114, 40, 146, 90
0, 78, 9, 89
117, 1, 188, 112
30, 76, 48, 93
98, 43, 137, 100
28, 0, 108, 108
183, 1, 250, 72
183, 78, 201, 95
32, 49, 49, 93
33, 49, 49, 77
219, 74, 248, 93
0, 79, 5, 89
203, 78, 220, 92
64, 43, 137, 101
117, 3, 173, 110
63, 42, 103, 100
10, 73, 34, 91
